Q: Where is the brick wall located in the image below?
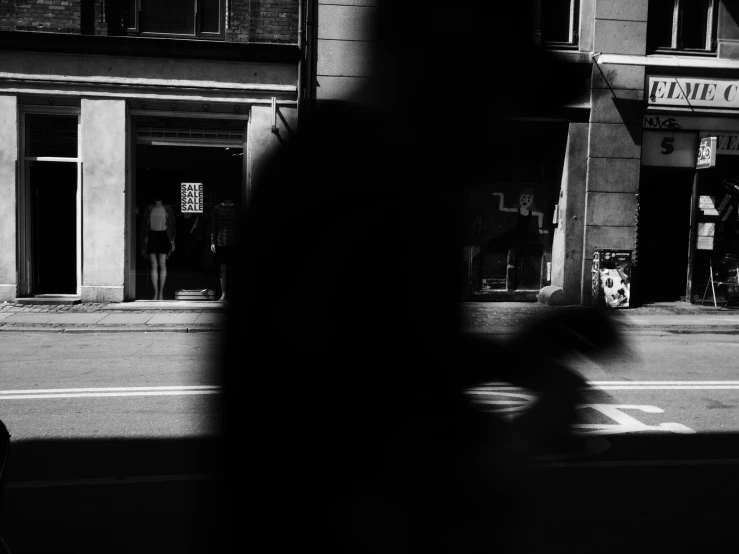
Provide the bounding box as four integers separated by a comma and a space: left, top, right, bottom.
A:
246, 0, 298, 44
12, 0, 81, 33
0, 0, 299, 42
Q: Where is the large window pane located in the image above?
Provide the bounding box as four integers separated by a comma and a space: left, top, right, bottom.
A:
682, 0, 711, 49
25, 115, 78, 158
201, 0, 220, 33
648, 0, 676, 49
141, 0, 195, 34
541, 0, 573, 43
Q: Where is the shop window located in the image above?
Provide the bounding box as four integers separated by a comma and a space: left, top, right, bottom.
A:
647, 0, 717, 54
122, 0, 224, 38
25, 114, 78, 159
532, 0, 580, 48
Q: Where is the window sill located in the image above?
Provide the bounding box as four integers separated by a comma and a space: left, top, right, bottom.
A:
650, 49, 717, 58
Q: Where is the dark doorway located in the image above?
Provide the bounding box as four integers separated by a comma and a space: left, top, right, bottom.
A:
30, 162, 77, 294
637, 167, 694, 303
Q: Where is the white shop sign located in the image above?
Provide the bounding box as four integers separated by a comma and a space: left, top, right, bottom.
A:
181, 183, 203, 213
647, 76, 739, 109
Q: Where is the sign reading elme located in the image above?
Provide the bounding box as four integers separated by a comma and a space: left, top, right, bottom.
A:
648, 77, 739, 108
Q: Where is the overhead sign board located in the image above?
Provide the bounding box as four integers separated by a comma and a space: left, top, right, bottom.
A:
181, 183, 203, 213
697, 136, 717, 169
647, 76, 739, 109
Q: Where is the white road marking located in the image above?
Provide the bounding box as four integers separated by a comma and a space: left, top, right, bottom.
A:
469, 389, 698, 436
6, 474, 213, 489
480, 381, 739, 390
531, 459, 739, 469
0, 385, 221, 400
575, 404, 696, 435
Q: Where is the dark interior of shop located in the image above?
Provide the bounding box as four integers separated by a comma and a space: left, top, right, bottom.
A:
637, 167, 694, 303
135, 144, 243, 300
31, 161, 77, 294
639, 158, 739, 305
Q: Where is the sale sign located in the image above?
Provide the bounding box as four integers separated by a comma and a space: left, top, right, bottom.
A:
181, 183, 203, 213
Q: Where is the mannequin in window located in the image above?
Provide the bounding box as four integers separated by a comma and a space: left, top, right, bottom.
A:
210, 198, 242, 302
140, 191, 176, 300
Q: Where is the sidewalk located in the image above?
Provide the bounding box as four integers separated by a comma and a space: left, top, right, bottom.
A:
0, 301, 228, 333
1, 300, 739, 333
462, 301, 739, 335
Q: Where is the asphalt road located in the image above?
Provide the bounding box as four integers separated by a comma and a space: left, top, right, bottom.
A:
1, 331, 738, 552
0, 332, 223, 554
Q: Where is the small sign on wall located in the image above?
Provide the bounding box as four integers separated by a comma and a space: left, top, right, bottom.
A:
181, 183, 203, 213
699, 195, 719, 216
697, 222, 715, 250
641, 131, 698, 167
697, 136, 717, 169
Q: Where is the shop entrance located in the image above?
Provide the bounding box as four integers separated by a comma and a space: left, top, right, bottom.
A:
637, 167, 694, 303
134, 143, 243, 300
28, 162, 78, 294
19, 112, 80, 297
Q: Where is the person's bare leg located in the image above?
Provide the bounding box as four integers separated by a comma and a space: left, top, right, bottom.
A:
158, 253, 168, 300
219, 263, 227, 301
149, 254, 159, 300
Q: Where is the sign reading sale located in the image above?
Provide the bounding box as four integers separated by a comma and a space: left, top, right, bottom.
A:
181, 183, 203, 213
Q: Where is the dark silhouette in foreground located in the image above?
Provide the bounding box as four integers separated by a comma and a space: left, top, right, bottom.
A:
218, 2, 626, 553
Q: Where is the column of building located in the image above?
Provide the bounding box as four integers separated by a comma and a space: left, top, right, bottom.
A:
580, 0, 646, 304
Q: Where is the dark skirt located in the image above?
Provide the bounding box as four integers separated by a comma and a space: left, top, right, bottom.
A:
147, 231, 171, 255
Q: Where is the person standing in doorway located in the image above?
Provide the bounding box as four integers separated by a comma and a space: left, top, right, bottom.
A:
210, 199, 242, 302
140, 189, 176, 300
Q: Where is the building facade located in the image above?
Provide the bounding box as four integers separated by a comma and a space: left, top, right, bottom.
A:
0, 0, 303, 302
5, 1, 739, 306
305, 0, 739, 306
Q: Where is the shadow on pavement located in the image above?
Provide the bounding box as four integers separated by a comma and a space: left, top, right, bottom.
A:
0, 437, 223, 554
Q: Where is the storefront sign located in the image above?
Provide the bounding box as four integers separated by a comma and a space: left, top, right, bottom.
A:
697, 136, 717, 169
648, 76, 739, 109
699, 196, 719, 216
641, 131, 697, 167
181, 183, 203, 213
697, 222, 715, 250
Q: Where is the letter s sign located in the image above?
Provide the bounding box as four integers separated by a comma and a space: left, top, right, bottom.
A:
661, 137, 675, 155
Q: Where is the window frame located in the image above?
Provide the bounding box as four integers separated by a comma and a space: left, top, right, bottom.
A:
532, 0, 580, 50
649, 0, 718, 55
126, 0, 226, 40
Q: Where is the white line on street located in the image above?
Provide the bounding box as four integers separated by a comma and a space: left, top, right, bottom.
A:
0, 385, 220, 394
6, 474, 214, 489
478, 381, 739, 390
590, 386, 739, 390
530, 459, 739, 469
0, 390, 221, 400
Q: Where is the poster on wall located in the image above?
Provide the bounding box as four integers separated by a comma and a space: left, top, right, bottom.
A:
592, 250, 631, 309
697, 222, 715, 250
181, 183, 203, 213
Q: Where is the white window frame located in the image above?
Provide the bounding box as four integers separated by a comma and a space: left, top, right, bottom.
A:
532, 0, 580, 49
651, 0, 718, 54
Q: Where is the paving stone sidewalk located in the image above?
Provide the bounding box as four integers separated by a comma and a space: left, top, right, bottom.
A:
1, 300, 738, 333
